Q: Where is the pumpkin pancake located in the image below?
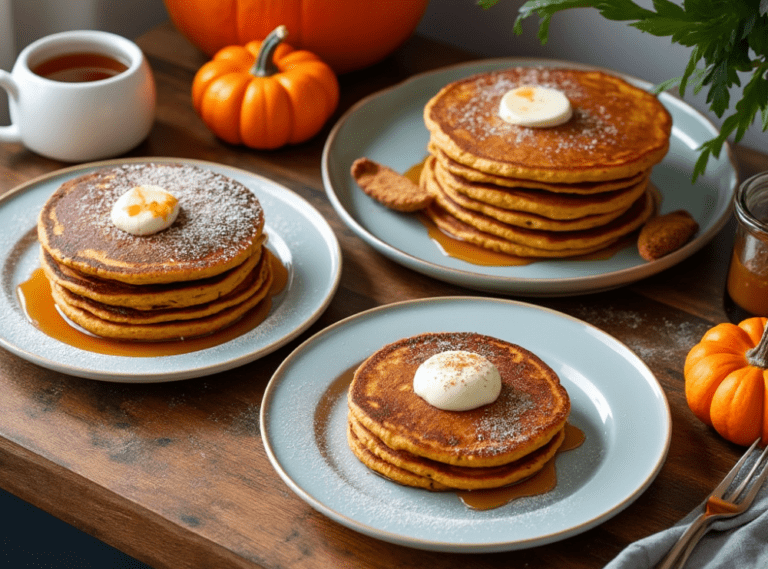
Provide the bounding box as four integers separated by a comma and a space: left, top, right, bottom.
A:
348, 332, 570, 468
423, 203, 614, 257
422, 162, 655, 254
38, 162, 265, 285
436, 178, 633, 232
422, 158, 648, 231
50, 257, 274, 341
349, 414, 565, 490
40, 243, 264, 310
50, 251, 270, 325
430, 144, 649, 194
424, 67, 671, 183
347, 422, 449, 490
431, 156, 648, 221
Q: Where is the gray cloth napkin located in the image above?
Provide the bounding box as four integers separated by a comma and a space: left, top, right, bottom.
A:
605, 466, 768, 568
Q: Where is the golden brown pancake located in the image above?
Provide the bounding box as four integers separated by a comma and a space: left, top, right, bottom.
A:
349, 414, 565, 490
436, 179, 633, 232
424, 68, 671, 183
40, 244, 264, 310
431, 156, 648, 221
38, 163, 265, 285
50, 258, 274, 341
430, 144, 649, 194
347, 422, 449, 490
348, 332, 570, 468
423, 203, 610, 257
422, 162, 655, 255
50, 251, 270, 325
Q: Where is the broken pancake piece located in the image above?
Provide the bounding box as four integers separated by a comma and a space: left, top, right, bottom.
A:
351, 157, 433, 212
637, 209, 698, 261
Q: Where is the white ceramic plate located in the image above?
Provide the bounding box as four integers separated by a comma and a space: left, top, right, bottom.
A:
0, 158, 341, 382
322, 58, 738, 296
261, 297, 671, 552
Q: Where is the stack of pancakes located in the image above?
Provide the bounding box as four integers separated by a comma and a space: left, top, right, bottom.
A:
37, 162, 271, 341
347, 332, 570, 491
421, 67, 672, 258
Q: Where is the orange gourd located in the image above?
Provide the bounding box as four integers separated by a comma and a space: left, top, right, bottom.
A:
684, 317, 768, 446
164, 0, 430, 74
192, 26, 339, 149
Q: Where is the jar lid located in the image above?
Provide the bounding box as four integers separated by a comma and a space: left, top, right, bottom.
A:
735, 171, 768, 236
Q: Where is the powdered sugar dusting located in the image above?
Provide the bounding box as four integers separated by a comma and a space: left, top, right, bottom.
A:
45, 163, 264, 269
357, 332, 560, 455
434, 67, 624, 159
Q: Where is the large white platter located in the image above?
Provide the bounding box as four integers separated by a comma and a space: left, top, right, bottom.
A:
261, 297, 671, 552
322, 58, 738, 296
0, 158, 341, 382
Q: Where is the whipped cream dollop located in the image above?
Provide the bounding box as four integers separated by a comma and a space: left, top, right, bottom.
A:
111, 185, 180, 236
499, 85, 573, 127
413, 350, 502, 411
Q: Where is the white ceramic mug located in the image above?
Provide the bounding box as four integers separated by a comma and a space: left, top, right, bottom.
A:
0, 30, 156, 162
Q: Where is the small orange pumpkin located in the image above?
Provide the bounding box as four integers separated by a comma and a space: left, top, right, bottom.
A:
684, 317, 768, 446
192, 25, 339, 149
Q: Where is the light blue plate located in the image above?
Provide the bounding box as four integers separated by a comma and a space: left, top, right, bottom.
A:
322, 58, 738, 296
261, 297, 671, 552
0, 158, 341, 382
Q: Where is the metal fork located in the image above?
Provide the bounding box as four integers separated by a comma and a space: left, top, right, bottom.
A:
657, 437, 768, 569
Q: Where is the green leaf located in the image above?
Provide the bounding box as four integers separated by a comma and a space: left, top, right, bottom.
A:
632, 17, 695, 38
508, 0, 768, 183
692, 146, 713, 182
652, 0, 687, 18
589, 0, 654, 21
678, 46, 703, 97
514, 0, 592, 40
652, 76, 683, 94
704, 60, 733, 117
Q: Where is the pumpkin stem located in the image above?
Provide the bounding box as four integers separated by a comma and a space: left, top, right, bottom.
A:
746, 324, 768, 368
251, 25, 287, 77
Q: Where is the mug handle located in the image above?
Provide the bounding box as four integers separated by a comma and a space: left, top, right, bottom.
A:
0, 70, 21, 143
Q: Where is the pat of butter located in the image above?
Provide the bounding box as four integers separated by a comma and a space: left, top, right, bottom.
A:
499, 85, 572, 127
111, 185, 180, 236
413, 350, 501, 411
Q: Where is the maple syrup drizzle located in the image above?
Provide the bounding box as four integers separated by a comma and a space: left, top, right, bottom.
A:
320, 362, 586, 510
16, 251, 288, 357
458, 422, 584, 511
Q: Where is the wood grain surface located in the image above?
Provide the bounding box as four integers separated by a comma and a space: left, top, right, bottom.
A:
0, 21, 765, 569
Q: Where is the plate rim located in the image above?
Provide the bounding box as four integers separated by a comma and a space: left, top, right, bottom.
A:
261, 296, 672, 552
0, 156, 342, 382
321, 56, 738, 296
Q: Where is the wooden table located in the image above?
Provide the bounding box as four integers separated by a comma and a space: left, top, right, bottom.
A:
1, 21, 766, 569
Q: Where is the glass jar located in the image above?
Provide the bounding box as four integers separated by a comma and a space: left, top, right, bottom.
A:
725, 171, 768, 322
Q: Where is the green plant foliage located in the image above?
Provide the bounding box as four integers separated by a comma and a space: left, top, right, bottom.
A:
479, 0, 768, 181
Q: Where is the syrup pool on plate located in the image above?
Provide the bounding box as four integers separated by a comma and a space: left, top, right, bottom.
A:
16, 252, 288, 357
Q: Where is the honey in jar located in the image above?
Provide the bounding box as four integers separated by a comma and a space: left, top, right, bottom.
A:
724, 171, 768, 322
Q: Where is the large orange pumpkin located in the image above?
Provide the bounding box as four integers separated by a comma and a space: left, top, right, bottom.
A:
684, 317, 768, 446
163, 0, 431, 74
